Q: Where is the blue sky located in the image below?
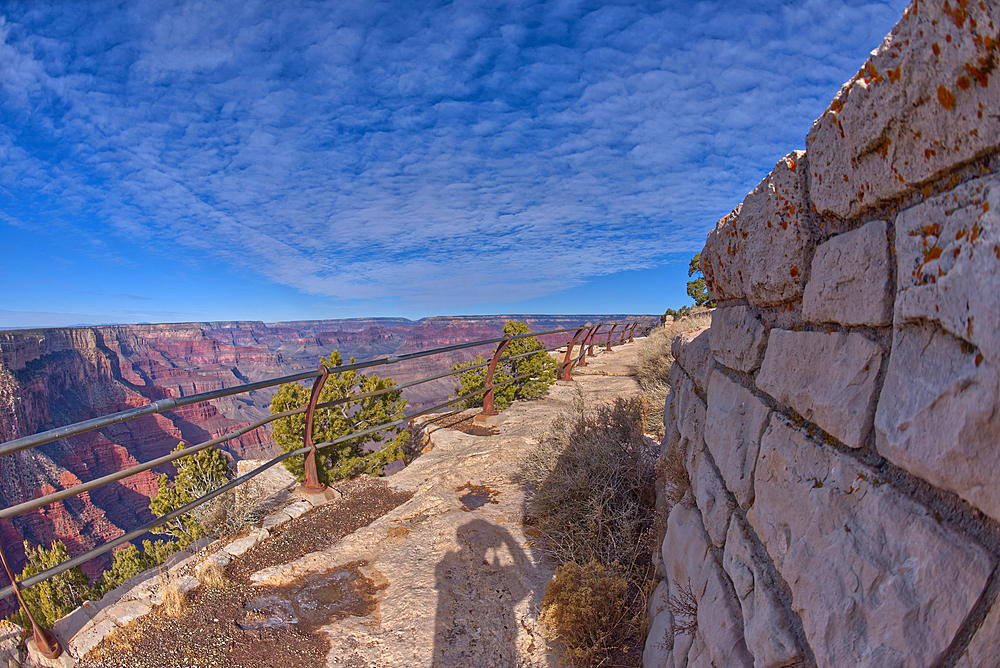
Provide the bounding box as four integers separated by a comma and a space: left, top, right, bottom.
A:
0, 0, 909, 328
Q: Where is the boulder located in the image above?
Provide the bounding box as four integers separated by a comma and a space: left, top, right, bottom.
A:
894, 174, 1000, 366
705, 371, 771, 508
748, 415, 994, 668
756, 329, 881, 448
694, 454, 735, 549
709, 306, 768, 372
806, 0, 1000, 219
802, 220, 894, 326
671, 327, 713, 393
875, 325, 1000, 522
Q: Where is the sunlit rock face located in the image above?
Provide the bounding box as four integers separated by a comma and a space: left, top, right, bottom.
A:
649, 1, 1000, 665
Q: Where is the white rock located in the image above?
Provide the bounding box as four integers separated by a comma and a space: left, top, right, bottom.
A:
102, 600, 151, 627
709, 306, 768, 372
283, 500, 313, 519
671, 327, 713, 392
66, 617, 118, 659
644, 580, 674, 668
802, 220, 894, 326
806, 0, 1000, 219
894, 174, 1000, 365
675, 378, 706, 500
261, 510, 292, 530
661, 505, 752, 668
756, 329, 882, 448
722, 516, 804, 668
702, 152, 813, 306
748, 415, 994, 668
875, 325, 1000, 521
694, 453, 735, 549
705, 371, 771, 508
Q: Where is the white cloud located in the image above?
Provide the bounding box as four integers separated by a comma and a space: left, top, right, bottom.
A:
0, 0, 909, 310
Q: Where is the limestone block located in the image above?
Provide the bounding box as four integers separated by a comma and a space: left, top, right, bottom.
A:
644, 580, 674, 668
661, 505, 752, 668
66, 617, 117, 660
283, 500, 313, 519
671, 327, 713, 392
956, 596, 1000, 668
756, 329, 882, 448
224, 533, 260, 557
806, 0, 1000, 219
261, 510, 293, 531
748, 415, 994, 668
709, 306, 768, 372
675, 378, 706, 499
702, 152, 813, 306
875, 325, 1000, 521
723, 516, 804, 668
802, 220, 894, 326
894, 174, 1000, 365
705, 371, 771, 508
695, 452, 735, 549
103, 600, 151, 627
662, 386, 680, 458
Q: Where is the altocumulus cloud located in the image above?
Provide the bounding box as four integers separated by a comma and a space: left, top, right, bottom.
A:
0, 0, 906, 309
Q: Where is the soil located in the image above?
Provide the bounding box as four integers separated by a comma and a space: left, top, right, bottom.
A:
80, 476, 413, 668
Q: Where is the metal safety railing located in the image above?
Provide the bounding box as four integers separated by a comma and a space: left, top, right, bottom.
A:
0, 320, 640, 658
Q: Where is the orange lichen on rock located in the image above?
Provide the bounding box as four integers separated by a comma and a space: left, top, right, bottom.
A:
937, 84, 957, 109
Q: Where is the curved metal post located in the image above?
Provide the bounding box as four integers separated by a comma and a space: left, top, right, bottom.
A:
576, 324, 593, 368
628, 322, 637, 343
302, 365, 330, 491
587, 323, 602, 357
559, 327, 588, 381
605, 324, 619, 352
480, 337, 512, 417
0, 541, 62, 659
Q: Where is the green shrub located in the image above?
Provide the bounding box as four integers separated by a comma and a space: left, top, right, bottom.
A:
149, 442, 231, 548
7, 540, 94, 628
452, 320, 555, 411
269, 351, 407, 484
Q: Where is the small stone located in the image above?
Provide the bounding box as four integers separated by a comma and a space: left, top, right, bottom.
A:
709, 306, 768, 373
756, 329, 881, 448
283, 500, 313, 519
875, 325, 1000, 522
671, 327, 713, 392
802, 220, 893, 326
223, 534, 261, 557
806, 0, 1000, 219
705, 371, 771, 508
894, 174, 1000, 366
748, 415, 994, 668
262, 511, 293, 530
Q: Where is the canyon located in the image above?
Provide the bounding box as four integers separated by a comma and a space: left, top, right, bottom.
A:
0, 315, 650, 592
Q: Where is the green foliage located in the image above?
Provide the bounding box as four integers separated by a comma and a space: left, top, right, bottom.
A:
269, 351, 408, 484
451, 320, 556, 411
7, 541, 93, 628
149, 442, 232, 548
99, 544, 157, 596
686, 252, 716, 308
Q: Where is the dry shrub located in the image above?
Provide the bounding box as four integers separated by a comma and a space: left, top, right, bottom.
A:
161, 585, 188, 619
196, 561, 229, 589
668, 579, 698, 637
540, 561, 643, 667
85, 623, 143, 664
523, 397, 657, 667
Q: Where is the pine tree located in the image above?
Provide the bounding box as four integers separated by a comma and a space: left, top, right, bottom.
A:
148, 442, 231, 548
269, 351, 408, 484
686, 252, 716, 308
452, 320, 556, 411
7, 541, 93, 628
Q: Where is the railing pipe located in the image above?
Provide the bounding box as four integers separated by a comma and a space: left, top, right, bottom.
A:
605, 324, 619, 352
480, 337, 512, 417
628, 322, 638, 343
301, 365, 330, 491
0, 542, 61, 659
559, 326, 590, 382
586, 323, 602, 357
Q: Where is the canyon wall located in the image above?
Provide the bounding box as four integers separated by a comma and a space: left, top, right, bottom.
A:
0, 314, 648, 593
646, 2, 1000, 667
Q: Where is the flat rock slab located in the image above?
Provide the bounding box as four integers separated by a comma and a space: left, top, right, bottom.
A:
248, 344, 644, 668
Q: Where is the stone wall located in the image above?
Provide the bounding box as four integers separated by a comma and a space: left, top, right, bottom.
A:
645, 2, 1000, 667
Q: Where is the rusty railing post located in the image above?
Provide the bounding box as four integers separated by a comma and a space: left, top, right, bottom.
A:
302, 365, 330, 491
605, 324, 619, 352
628, 322, 637, 343
576, 324, 592, 368
559, 327, 588, 381
586, 323, 601, 357
480, 337, 512, 417
0, 540, 62, 659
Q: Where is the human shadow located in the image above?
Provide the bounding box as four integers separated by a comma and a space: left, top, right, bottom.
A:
432, 519, 540, 667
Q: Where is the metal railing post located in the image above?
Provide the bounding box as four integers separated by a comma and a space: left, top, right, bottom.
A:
576, 324, 592, 368
587, 323, 601, 357
559, 327, 588, 381
605, 324, 618, 352
302, 365, 330, 491
628, 322, 637, 343
479, 337, 512, 417
0, 541, 62, 659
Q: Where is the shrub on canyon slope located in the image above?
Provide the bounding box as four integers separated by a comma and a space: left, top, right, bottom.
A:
149, 442, 232, 548
451, 320, 556, 411
7, 540, 93, 628
270, 351, 407, 484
